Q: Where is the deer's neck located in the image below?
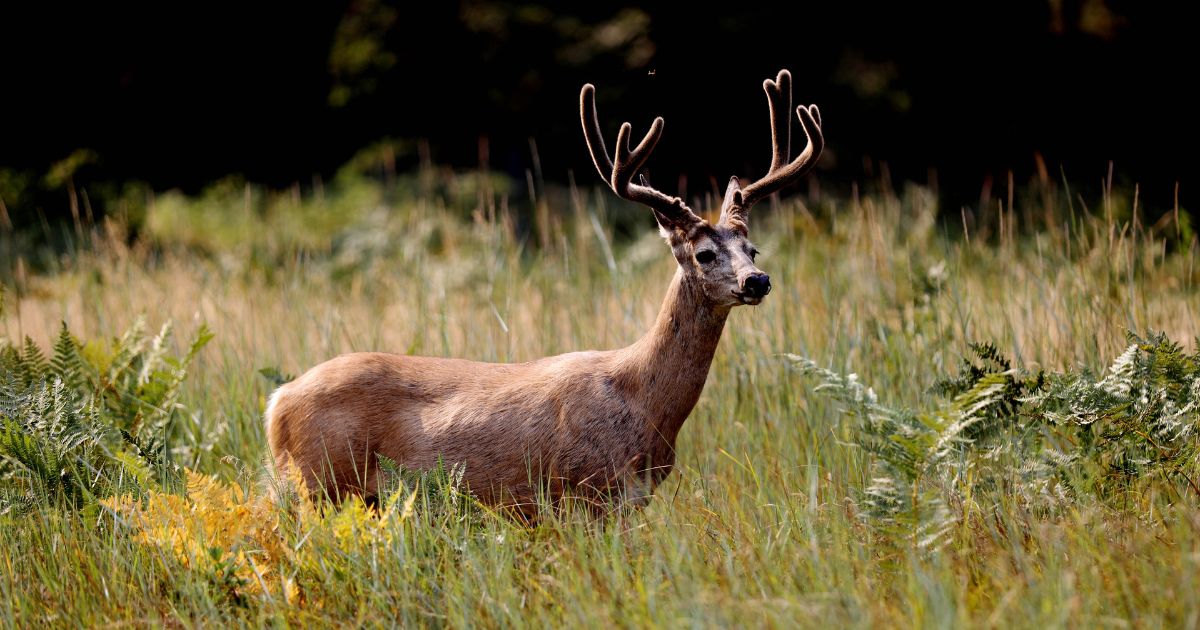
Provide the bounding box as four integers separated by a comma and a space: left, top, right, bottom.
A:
614, 269, 729, 451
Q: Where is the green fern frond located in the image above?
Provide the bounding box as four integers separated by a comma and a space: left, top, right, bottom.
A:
138, 321, 173, 387
106, 317, 148, 384
20, 336, 48, 383
49, 322, 87, 391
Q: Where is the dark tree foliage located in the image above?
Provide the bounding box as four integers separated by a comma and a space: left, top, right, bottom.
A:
1, 0, 1194, 229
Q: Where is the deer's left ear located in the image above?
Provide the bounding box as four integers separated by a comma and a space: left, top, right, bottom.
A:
717, 177, 748, 234
715, 176, 744, 235
719, 177, 742, 219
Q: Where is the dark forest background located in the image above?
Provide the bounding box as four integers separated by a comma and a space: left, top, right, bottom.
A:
1, 0, 1194, 229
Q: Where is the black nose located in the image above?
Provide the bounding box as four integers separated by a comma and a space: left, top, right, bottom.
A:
742, 273, 771, 298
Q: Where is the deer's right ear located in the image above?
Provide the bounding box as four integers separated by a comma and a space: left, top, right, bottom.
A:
652, 205, 704, 245
652, 209, 687, 243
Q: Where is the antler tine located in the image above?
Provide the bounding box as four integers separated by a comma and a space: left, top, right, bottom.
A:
580, 84, 614, 183
735, 69, 825, 213
613, 119, 660, 192
765, 69, 792, 173
580, 84, 700, 226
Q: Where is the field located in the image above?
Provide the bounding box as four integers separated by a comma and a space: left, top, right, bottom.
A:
1, 167, 1198, 627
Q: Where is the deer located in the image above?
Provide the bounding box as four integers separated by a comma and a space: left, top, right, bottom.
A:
264, 69, 823, 518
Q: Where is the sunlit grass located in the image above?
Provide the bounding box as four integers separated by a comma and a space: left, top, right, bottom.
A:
1, 172, 1198, 626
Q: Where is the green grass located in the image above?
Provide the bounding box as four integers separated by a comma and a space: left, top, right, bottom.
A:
1, 171, 1198, 627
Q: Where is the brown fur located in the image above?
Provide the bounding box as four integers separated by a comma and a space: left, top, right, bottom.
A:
267, 269, 726, 515
265, 69, 823, 516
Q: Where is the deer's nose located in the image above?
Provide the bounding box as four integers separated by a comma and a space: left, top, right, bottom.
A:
742, 273, 771, 298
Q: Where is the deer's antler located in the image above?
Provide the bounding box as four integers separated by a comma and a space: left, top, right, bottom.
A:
580, 84, 702, 230
720, 69, 824, 230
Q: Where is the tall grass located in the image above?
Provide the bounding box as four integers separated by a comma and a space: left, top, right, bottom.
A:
1, 169, 1197, 626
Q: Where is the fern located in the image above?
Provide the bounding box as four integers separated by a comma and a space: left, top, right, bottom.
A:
0, 380, 105, 509
20, 336, 48, 384
106, 318, 148, 386
790, 331, 1200, 545
49, 323, 88, 391
1023, 331, 1200, 499
376, 454, 478, 525
0, 320, 212, 513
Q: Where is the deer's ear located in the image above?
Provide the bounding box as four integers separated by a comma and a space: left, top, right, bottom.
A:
653, 210, 683, 242
652, 208, 700, 244
657, 223, 675, 242
721, 177, 742, 214
717, 176, 744, 228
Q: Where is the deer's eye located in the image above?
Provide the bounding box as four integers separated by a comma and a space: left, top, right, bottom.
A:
695, 250, 717, 264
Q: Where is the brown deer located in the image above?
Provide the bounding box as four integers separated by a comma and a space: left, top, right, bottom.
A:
265, 69, 823, 517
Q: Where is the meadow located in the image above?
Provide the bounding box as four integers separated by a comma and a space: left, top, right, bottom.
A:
1, 161, 1198, 627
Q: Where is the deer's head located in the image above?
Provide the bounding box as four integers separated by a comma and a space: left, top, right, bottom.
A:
581, 70, 823, 308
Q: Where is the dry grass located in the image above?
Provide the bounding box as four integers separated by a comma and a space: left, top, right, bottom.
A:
1, 175, 1198, 626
